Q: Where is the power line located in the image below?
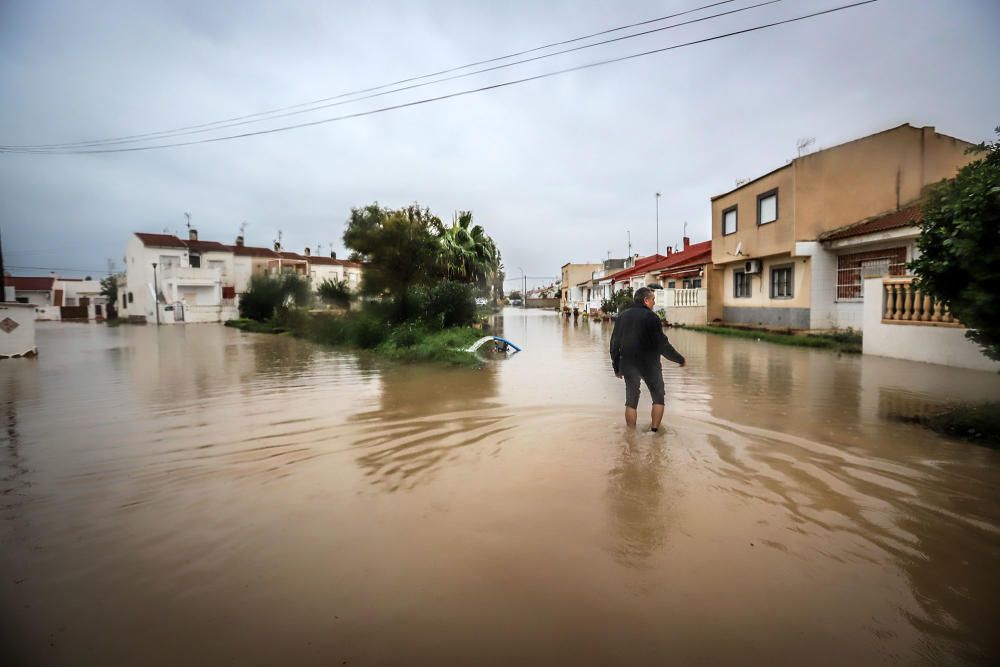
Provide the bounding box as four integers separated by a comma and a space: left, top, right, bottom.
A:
1, 1, 879, 155
3, 0, 743, 150
7, 265, 107, 273
4, 0, 784, 151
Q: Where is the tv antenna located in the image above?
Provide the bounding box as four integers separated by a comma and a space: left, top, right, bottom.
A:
239, 220, 248, 236
797, 137, 815, 157
184, 212, 192, 230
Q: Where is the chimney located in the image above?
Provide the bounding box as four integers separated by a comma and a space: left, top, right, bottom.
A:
330, 250, 337, 260
189, 228, 198, 241
274, 240, 281, 252
304, 247, 311, 257
665, 247, 672, 257
235, 235, 245, 247
683, 236, 690, 250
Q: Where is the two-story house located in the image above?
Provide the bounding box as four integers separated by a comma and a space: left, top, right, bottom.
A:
710, 123, 976, 331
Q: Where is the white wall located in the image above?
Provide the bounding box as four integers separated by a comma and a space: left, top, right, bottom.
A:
0, 303, 37, 357
862, 278, 999, 372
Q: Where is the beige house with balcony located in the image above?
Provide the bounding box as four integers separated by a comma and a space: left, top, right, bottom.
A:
710, 123, 977, 331
561, 262, 602, 312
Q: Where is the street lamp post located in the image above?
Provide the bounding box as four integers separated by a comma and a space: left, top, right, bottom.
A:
151, 262, 161, 326
655, 192, 661, 255
517, 266, 525, 307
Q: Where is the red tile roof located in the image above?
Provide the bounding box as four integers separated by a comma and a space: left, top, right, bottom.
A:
609, 254, 668, 283
821, 204, 922, 241
232, 244, 277, 257
135, 232, 187, 248
7, 276, 54, 291
186, 239, 231, 252
309, 256, 362, 268
654, 240, 713, 276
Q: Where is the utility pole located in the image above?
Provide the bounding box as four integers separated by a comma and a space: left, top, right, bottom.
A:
655, 192, 661, 256
627, 231, 632, 263
0, 226, 6, 301
151, 262, 160, 325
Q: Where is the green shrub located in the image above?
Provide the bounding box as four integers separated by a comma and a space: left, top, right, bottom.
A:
317, 278, 353, 308
424, 280, 476, 328
309, 313, 350, 345
239, 273, 311, 321
389, 321, 424, 348
350, 315, 388, 349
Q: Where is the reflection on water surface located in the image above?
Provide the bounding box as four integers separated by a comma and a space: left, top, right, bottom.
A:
2, 313, 999, 665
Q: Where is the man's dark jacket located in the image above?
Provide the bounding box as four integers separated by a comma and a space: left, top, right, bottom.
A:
609, 304, 685, 375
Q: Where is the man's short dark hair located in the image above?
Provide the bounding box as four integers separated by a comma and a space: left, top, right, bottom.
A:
634, 287, 653, 305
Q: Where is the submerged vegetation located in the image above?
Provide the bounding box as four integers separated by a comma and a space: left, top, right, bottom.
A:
899, 402, 1000, 448
679, 324, 863, 354
232, 202, 503, 366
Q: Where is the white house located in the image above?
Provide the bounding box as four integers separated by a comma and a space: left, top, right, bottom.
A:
121, 230, 364, 323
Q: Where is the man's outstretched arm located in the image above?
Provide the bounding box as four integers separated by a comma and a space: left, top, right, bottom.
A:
651, 317, 685, 366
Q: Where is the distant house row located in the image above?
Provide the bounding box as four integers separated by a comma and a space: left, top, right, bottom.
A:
559, 123, 996, 372
3, 274, 106, 321
119, 230, 363, 324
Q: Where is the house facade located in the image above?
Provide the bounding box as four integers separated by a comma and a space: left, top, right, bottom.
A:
560, 262, 602, 312
710, 123, 976, 331
654, 238, 720, 326
7, 275, 108, 321
121, 230, 363, 324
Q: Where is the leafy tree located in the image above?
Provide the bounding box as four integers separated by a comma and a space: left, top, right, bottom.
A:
911, 128, 1000, 360
239, 273, 310, 322
100, 275, 118, 317
601, 286, 634, 315
317, 278, 352, 309
424, 280, 476, 328
343, 203, 441, 320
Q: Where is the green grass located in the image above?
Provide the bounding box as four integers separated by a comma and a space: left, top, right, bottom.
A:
679, 324, 862, 354
901, 403, 1000, 447
226, 314, 482, 366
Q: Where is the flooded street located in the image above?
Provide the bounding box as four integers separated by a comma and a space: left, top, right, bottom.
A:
3, 310, 1000, 665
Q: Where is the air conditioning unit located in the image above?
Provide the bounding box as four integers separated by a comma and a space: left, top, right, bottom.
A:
744, 260, 762, 274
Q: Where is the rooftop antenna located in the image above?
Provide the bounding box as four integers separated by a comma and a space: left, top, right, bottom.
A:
797, 137, 815, 157
184, 212, 191, 230
239, 220, 248, 236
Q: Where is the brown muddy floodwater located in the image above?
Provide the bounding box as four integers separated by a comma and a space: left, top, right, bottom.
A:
2, 310, 999, 665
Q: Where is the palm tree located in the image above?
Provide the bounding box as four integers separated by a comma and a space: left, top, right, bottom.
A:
438, 211, 501, 288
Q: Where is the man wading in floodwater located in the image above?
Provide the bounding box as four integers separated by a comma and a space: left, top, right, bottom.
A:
609, 286, 686, 431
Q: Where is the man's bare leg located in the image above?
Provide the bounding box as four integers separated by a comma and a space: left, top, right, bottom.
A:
651, 404, 664, 431
625, 407, 638, 428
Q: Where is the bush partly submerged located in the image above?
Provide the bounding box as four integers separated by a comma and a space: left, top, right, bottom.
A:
226, 311, 482, 366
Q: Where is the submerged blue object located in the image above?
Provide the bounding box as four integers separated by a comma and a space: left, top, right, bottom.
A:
465, 336, 523, 354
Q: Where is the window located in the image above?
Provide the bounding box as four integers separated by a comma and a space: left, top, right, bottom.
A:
158, 255, 180, 269
835, 247, 906, 300
15, 297, 28, 304
770, 265, 793, 298
667, 280, 676, 289
733, 270, 751, 298
208, 260, 225, 271
190, 253, 201, 268
723, 205, 738, 235
128, 292, 134, 304
757, 189, 778, 225
691, 278, 702, 289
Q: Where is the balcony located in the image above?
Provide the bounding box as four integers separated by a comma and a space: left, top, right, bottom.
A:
881, 277, 961, 327
160, 265, 222, 286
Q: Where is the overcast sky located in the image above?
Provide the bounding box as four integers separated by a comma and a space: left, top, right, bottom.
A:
1, 0, 998, 287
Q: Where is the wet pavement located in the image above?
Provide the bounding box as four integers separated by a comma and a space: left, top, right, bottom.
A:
2, 310, 999, 665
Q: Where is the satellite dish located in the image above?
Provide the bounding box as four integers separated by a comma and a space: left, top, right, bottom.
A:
735, 241, 743, 257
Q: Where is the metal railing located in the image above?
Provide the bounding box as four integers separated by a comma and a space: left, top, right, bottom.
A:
882, 277, 960, 327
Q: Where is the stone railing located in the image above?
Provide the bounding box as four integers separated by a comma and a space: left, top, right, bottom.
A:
672, 288, 706, 308
882, 277, 960, 327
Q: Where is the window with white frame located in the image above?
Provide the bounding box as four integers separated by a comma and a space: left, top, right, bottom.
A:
723, 206, 738, 235
757, 189, 778, 225
158, 255, 180, 268
770, 265, 793, 298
